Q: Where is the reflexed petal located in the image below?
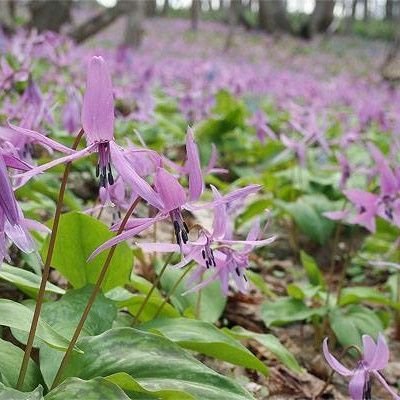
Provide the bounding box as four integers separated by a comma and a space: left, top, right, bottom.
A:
5, 220, 35, 254
14, 143, 97, 187
24, 218, 51, 234
82, 56, 114, 143
137, 242, 180, 253
218, 236, 276, 247
348, 368, 367, 400
2, 154, 32, 171
344, 189, 378, 208
368, 334, 389, 370
186, 127, 203, 201
322, 338, 353, 376
0, 155, 19, 225
323, 210, 349, 220
7, 122, 74, 154
110, 142, 163, 210
362, 335, 377, 366
154, 167, 186, 212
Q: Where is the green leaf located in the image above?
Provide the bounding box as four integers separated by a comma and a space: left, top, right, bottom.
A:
329, 305, 384, 348
42, 212, 133, 291
159, 266, 226, 323
38, 286, 117, 388
0, 383, 43, 400
140, 318, 268, 375
286, 284, 305, 300
0, 339, 42, 392
300, 251, 325, 287
105, 372, 195, 399
338, 286, 393, 307
106, 287, 179, 322
45, 378, 130, 400
0, 299, 76, 351
277, 197, 335, 244
0, 264, 65, 298
224, 327, 302, 373
261, 298, 327, 327
61, 328, 254, 400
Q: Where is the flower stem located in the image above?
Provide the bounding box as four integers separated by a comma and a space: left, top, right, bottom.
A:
132, 253, 173, 325
17, 129, 84, 390
51, 196, 140, 389
152, 262, 194, 319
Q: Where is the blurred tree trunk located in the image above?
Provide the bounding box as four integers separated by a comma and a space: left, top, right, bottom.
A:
381, 18, 400, 81
351, 0, 358, 19
224, 0, 240, 50
162, 0, 169, 15
124, 0, 145, 48
191, 0, 201, 31
28, 0, 72, 32
69, 0, 136, 44
258, 0, 291, 33
145, 0, 157, 17
363, 0, 368, 20
309, 0, 336, 35
386, 0, 393, 19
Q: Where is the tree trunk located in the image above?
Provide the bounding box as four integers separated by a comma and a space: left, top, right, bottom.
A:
28, 0, 72, 32
309, 0, 336, 35
191, 0, 201, 31
386, 0, 393, 20
363, 0, 368, 20
224, 0, 240, 50
145, 0, 157, 17
162, 0, 169, 15
381, 19, 400, 81
69, 0, 136, 44
258, 0, 291, 33
351, 0, 358, 19
124, 0, 145, 48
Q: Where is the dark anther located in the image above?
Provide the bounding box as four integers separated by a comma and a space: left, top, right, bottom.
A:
202, 249, 206, 259
235, 267, 240, 276
96, 164, 100, 177
385, 206, 393, 220
181, 229, 188, 244
243, 275, 248, 282
206, 260, 210, 269
360, 206, 366, 213
108, 171, 114, 185
173, 221, 181, 245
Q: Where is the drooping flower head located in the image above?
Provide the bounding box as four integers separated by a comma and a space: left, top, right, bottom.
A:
323, 335, 400, 400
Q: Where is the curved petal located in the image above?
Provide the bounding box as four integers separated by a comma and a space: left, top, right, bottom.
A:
322, 338, 353, 377
5, 220, 35, 254
362, 335, 377, 366
349, 368, 367, 400
186, 127, 203, 201
154, 167, 186, 213
368, 334, 389, 371
2, 154, 32, 171
82, 56, 114, 144
110, 142, 163, 210
0, 155, 19, 225
7, 122, 74, 154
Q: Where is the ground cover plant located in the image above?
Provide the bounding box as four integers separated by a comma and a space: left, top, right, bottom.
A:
1, 1, 400, 399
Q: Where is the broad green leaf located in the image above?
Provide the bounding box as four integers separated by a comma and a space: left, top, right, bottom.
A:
140, 318, 267, 374
38, 286, 117, 388
45, 378, 130, 400
0, 339, 42, 392
0, 264, 65, 298
159, 266, 226, 323
300, 251, 325, 287
329, 305, 384, 348
224, 327, 302, 373
105, 372, 195, 399
61, 328, 254, 400
42, 212, 133, 292
261, 298, 327, 327
0, 299, 76, 351
286, 283, 306, 300
106, 287, 179, 322
338, 286, 393, 307
0, 383, 43, 400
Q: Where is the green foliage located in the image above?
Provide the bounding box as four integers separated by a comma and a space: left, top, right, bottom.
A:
0, 383, 43, 400
42, 212, 133, 292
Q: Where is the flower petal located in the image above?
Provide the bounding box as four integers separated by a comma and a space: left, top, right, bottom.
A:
186, 127, 203, 201
154, 167, 186, 212
210, 185, 226, 239
368, 334, 389, 370
372, 371, 400, 400
348, 368, 367, 400
7, 122, 74, 154
322, 337, 353, 377
82, 56, 114, 144
0, 155, 19, 225
2, 154, 32, 171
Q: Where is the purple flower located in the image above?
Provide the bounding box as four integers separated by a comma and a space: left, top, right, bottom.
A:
248, 110, 276, 143
14, 56, 162, 209
0, 155, 35, 263
323, 335, 399, 400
